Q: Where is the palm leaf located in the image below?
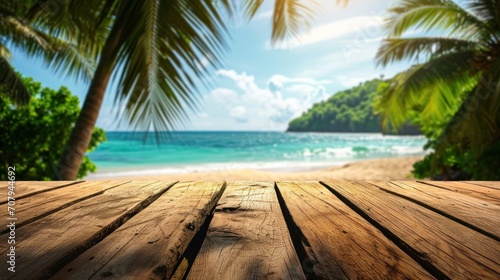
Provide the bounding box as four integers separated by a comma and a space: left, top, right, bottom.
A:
1, 1, 109, 83
0, 56, 30, 104
244, 0, 347, 43
376, 50, 478, 129
376, 37, 480, 67
110, 0, 231, 136
467, 0, 500, 32
1, 15, 52, 50
436, 57, 500, 154
386, 0, 490, 40
0, 39, 11, 59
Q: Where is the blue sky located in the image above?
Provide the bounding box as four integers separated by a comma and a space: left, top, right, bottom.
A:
11, 0, 412, 131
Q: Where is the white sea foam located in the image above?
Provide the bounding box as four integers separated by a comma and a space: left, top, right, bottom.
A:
282, 145, 425, 160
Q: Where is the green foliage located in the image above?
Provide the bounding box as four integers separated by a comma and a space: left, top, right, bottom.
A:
0, 76, 106, 180
413, 142, 500, 180
375, 0, 500, 180
287, 78, 420, 134
0, 0, 108, 104
411, 113, 500, 180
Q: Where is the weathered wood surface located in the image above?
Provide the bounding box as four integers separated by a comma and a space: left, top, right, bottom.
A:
0, 181, 82, 202
1, 180, 499, 280
276, 181, 434, 280
52, 181, 225, 280
369, 181, 500, 238
0, 181, 129, 234
187, 182, 304, 280
323, 181, 500, 279
419, 181, 500, 205
465, 181, 500, 190
0, 181, 175, 280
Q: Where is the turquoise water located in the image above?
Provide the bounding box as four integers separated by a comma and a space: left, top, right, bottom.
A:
87, 131, 427, 178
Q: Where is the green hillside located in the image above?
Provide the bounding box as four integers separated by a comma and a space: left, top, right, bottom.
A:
287, 78, 420, 134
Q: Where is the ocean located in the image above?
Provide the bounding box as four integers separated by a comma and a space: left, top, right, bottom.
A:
86, 131, 428, 178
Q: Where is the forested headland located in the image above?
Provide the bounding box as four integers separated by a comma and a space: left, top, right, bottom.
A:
287, 78, 421, 135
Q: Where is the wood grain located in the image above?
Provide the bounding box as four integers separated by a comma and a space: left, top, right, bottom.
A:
416, 181, 500, 205
323, 180, 500, 279
464, 181, 500, 190
369, 181, 500, 238
0, 181, 130, 233
52, 181, 225, 280
0, 181, 83, 202
276, 181, 433, 280
0, 181, 175, 280
186, 182, 305, 280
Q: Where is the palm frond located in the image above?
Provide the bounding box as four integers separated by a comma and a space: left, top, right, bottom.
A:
2, 15, 52, 50
0, 56, 30, 104
1, 1, 109, 82
270, 0, 317, 42
386, 0, 490, 40
41, 37, 98, 82
436, 57, 500, 154
112, 0, 232, 135
376, 50, 478, 129
243, 0, 347, 43
376, 37, 480, 67
0, 39, 11, 59
467, 0, 500, 32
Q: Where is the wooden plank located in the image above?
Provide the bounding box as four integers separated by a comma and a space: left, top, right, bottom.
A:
370, 181, 500, 239
0, 181, 175, 280
417, 181, 500, 206
0, 181, 129, 233
323, 181, 500, 279
187, 182, 305, 280
275, 181, 433, 280
52, 181, 225, 280
461, 181, 500, 190
0, 181, 83, 202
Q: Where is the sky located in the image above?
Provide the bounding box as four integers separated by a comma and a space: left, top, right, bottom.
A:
11, 0, 412, 131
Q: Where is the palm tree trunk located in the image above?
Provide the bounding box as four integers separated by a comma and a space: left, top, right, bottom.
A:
52, 14, 125, 180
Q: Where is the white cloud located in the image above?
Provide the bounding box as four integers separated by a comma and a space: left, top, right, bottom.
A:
230, 106, 248, 123
210, 88, 238, 102
269, 16, 384, 49
212, 69, 332, 129
297, 38, 381, 78
268, 74, 332, 86
217, 70, 261, 91
286, 84, 316, 94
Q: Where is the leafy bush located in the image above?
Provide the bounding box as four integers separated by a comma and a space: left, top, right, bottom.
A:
0, 76, 106, 180
411, 111, 500, 180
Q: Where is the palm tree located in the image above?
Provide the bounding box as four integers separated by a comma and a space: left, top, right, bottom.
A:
54, 0, 348, 180
375, 0, 500, 175
0, 0, 107, 104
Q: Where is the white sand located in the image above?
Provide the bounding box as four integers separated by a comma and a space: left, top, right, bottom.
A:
89, 157, 423, 181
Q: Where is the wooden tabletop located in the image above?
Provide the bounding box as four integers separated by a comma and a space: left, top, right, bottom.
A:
1, 181, 499, 279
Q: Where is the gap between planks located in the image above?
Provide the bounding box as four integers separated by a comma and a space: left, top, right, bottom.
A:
0, 181, 85, 204
185, 181, 305, 280
368, 181, 500, 240
322, 180, 500, 279
0, 181, 177, 280
276, 181, 434, 280
51, 181, 225, 280
0, 181, 131, 234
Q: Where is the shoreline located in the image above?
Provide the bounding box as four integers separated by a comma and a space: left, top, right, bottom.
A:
87, 156, 423, 181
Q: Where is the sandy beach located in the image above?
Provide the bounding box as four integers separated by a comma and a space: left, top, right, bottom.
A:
89, 156, 423, 181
